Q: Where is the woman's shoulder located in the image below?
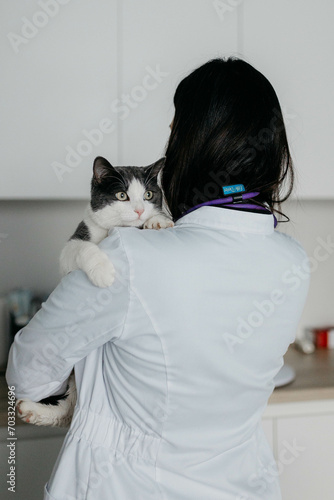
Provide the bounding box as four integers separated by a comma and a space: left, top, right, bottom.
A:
272, 231, 310, 291
99, 226, 175, 263
105, 225, 174, 248
274, 230, 308, 261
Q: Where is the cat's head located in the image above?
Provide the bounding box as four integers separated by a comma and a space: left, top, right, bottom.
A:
90, 156, 165, 229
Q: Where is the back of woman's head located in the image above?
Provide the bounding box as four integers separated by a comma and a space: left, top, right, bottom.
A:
162, 57, 293, 221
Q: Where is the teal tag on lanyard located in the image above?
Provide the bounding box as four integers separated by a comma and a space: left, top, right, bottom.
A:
222, 184, 245, 196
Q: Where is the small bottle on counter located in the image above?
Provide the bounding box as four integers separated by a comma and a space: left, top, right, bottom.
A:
312, 327, 334, 349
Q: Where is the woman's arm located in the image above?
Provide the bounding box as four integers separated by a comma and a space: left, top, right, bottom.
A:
5, 229, 130, 401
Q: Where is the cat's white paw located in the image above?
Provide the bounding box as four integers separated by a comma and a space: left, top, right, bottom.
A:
16, 375, 77, 427
144, 215, 174, 230
16, 399, 44, 425
16, 398, 73, 427
86, 258, 116, 288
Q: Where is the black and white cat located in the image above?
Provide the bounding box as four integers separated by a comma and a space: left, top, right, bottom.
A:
16, 156, 173, 427
61, 156, 173, 288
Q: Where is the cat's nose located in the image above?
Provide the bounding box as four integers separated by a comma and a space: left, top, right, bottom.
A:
134, 208, 144, 217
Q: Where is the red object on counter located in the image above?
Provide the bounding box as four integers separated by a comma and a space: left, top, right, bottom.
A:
312, 327, 334, 349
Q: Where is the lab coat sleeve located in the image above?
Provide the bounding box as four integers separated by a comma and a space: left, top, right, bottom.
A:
5, 229, 130, 401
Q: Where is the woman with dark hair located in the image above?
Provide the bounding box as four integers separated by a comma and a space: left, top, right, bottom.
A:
7, 58, 309, 499
163, 58, 293, 221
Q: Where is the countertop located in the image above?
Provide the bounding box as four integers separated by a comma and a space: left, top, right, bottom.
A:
268, 344, 334, 404
1, 344, 333, 426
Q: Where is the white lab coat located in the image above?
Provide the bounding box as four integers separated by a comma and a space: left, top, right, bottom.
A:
6, 206, 310, 500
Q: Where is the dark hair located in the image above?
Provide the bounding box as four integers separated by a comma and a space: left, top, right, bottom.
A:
162, 57, 293, 222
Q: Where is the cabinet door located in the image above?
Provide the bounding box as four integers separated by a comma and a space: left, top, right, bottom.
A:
0, 0, 118, 199
276, 414, 334, 500
119, 0, 238, 165
1, 434, 65, 500
242, 0, 334, 199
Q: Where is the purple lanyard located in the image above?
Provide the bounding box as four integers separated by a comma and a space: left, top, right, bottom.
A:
179, 191, 278, 228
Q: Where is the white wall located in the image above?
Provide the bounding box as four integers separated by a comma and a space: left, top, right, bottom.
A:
1, 200, 333, 339
0, 200, 87, 294
278, 200, 334, 334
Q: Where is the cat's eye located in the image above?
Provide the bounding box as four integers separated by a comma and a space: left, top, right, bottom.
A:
116, 192, 128, 201
144, 191, 153, 200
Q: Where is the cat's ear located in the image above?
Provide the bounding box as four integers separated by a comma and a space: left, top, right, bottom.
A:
93, 157, 116, 183
145, 157, 165, 178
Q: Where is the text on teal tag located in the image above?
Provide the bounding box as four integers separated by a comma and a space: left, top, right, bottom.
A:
222, 184, 245, 196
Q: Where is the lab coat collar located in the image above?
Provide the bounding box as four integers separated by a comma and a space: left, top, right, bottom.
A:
174, 206, 275, 234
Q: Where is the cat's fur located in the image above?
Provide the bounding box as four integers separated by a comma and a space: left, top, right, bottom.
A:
16, 156, 173, 427
61, 156, 173, 288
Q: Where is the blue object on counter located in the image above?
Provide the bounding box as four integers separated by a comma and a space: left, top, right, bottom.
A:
7, 289, 44, 340
7, 288, 32, 319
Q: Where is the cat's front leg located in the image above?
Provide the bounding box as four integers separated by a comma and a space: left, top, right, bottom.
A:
61, 239, 115, 288
60, 214, 114, 287
144, 213, 174, 230
74, 240, 116, 288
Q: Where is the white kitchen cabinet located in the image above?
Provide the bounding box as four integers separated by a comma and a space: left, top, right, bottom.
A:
241, 0, 334, 199
0, 425, 67, 500
276, 414, 334, 500
2, 1, 333, 200
12, 435, 65, 499
118, 0, 238, 165
0, 0, 118, 199
1, 0, 238, 200
262, 399, 334, 500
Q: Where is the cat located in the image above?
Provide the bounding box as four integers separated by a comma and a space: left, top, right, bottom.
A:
60, 156, 173, 288
16, 156, 174, 426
